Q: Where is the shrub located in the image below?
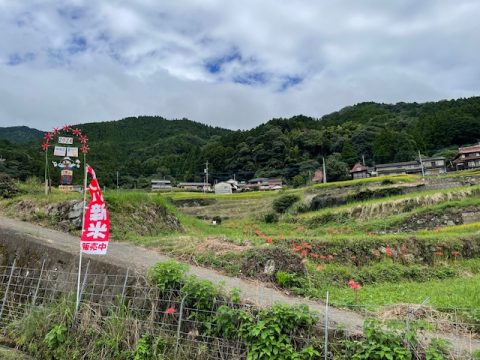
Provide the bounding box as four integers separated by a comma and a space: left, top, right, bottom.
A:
275, 271, 303, 288
264, 212, 279, 223
0, 173, 19, 198
148, 260, 188, 291
272, 194, 300, 213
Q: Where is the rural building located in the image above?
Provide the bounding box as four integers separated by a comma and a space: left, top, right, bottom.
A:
248, 178, 269, 190
226, 178, 239, 191
214, 182, 233, 195
375, 161, 423, 176
247, 178, 283, 191
268, 178, 283, 190
311, 169, 324, 183
349, 163, 369, 179
151, 179, 172, 191
177, 182, 211, 192
453, 145, 480, 170
375, 157, 447, 176
421, 157, 447, 175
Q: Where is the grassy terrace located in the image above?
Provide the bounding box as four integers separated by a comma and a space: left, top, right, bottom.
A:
2, 173, 480, 318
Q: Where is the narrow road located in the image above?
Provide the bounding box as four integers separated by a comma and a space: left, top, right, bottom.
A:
0, 216, 478, 356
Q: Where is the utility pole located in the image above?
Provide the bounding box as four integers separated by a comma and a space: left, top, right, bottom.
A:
418, 151, 425, 179
322, 157, 327, 184
204, 161, 209, 193
362, 155, 366, 166
116, 171, 119, 190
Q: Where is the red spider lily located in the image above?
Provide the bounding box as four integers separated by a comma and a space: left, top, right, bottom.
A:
79, 134, 88, 143
310, 253, 319, 259
434, 251, 443, 257
292, 244, 303, 252
72, 128, 82, 136
348, 279, 361, 291
41, 142, 49, 151
165, 307, 176, 314
320, 255, 327, 260
80, 144, 89, 153
385, 246, 394, 258
300, 250, 308, 257
327, 254, 334, 261
43, 132, 53, 141
266, 237, 273, 244
301, 242, 312, 250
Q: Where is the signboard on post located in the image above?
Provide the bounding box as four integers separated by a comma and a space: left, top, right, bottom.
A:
80, 165, 110, 255
54, 146, 67, 157
67, 147, 79, 157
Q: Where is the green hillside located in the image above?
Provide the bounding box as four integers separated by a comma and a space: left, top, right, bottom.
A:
0, 126, 43, 143
1, 96, 480, 186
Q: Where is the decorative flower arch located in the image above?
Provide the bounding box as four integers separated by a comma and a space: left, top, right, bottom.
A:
41, 124, 89, 154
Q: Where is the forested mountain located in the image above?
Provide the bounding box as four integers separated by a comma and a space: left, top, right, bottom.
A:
0, 126, 43, 143
1, 97, 480, 187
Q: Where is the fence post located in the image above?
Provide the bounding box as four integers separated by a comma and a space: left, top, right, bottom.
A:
32, 259, 46, 305
121, 268, 129, 300
324, 291, 329, 360
175, 295, 187, 356
0, 259, 17, 322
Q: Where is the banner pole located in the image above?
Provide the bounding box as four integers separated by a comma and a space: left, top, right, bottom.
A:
76, 153, 87, 312
44, 150, 48, 195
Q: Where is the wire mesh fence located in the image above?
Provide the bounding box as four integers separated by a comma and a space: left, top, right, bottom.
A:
0, 260, 478, 359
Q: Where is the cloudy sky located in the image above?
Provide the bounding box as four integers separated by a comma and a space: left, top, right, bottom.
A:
0, 0, 479, 130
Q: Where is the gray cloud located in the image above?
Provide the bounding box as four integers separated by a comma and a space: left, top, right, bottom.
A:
0, 0, 479, 130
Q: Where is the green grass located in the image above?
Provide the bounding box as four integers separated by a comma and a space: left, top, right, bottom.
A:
327, 274, 480, 310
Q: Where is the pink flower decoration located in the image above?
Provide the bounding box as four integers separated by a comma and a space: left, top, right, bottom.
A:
43, 132, 53, 141
72, 128, 82, 136
80, 144, 89, 154
63, 124, 72, 132
79, 134, 88, 143
41, 142, 49, 151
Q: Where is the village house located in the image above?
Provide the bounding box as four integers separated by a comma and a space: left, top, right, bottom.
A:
247, 178, 283, 191
311, 169, 324, 183
374, 157, 447, 176
453, 145, 480, 170
422, 157, 447, 175
177, 182, 211, 192
349, 163, 369, 179
150, 179, 172, 191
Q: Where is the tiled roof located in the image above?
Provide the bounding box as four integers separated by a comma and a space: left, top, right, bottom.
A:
458, 145, 480, 154
349, 163, 368, 173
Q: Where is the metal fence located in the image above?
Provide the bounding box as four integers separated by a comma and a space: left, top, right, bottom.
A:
0, 260, 478, 359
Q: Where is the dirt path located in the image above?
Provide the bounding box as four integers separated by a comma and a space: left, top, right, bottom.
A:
0, 216, 478, 356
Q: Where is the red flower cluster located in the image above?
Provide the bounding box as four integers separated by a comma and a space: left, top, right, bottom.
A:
255, 229, 273, 244
165, 307, 176, 314
385, 246, 394, 258
348, 279, 361, 291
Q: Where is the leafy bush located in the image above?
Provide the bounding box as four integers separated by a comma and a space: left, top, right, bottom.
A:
264, 212, 279, 223
342, 319, 412, 359
272, 194, 300, 213
0, 173, 19, 198
275, 271, 303, 288
148, 260, 188, 291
